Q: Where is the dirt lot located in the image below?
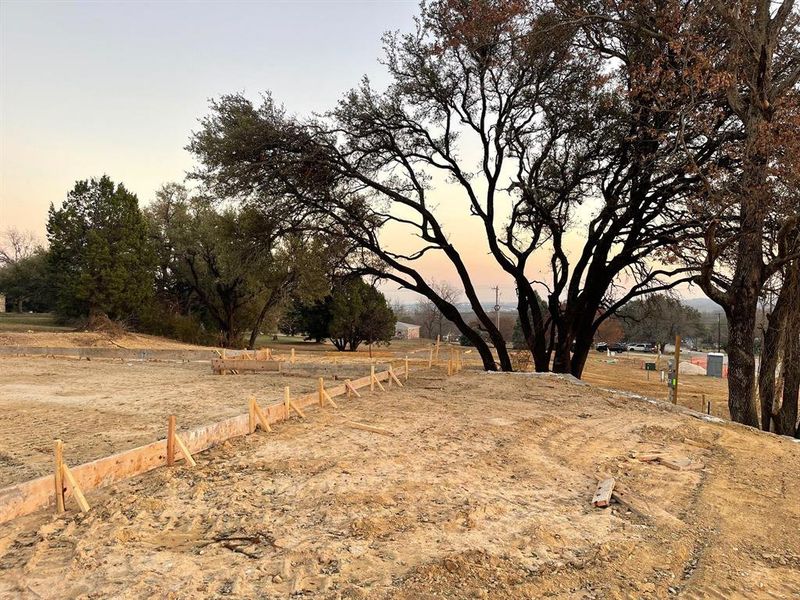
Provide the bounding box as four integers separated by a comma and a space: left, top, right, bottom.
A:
1, 359, 799, 599
0, 356, 390, 487
581, 353, 730, 419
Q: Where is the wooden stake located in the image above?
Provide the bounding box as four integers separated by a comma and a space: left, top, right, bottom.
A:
388, 367, 404, 387
318, 377, 325, 406
373, 371, 386, 392
290, 348, 296, 364
435, 335, 440, 360
167, 415, 176, 466
447, 359, 453, 376
428, 347, 433, 368
252, 398, 272, 432
370, 365, 375, 391
322, 388, 338, 408
248, 397, 257, 434
173, 431, 197, 467
284, 386, 306, 418
61, 464, 90, 513
405, 356, 409, 380
345, 379, 361, 398
54, 439, 65, 513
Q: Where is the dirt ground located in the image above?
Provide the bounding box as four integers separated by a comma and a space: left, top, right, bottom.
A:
581, 353, 730, 419
1, 359, 799, 599
0, 356, 388, 487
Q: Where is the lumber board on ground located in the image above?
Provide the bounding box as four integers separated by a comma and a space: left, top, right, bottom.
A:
592, 477, 615, 507
611, 485, 686, 529
344, 421, 395, 436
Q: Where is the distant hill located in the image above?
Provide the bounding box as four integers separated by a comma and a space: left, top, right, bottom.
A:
684, 297, 723, 313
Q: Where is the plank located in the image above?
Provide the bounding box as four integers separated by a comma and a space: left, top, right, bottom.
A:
636, 453, 663, 463
591, 477, 615, 507
610, 485, 686, 530
659, 457, 703, 471
344, 421, 395, 436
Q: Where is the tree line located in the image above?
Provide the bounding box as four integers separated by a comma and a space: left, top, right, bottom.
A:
0, 177, 396, 352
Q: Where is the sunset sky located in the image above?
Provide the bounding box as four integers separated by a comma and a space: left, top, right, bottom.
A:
1, 0, 702, 305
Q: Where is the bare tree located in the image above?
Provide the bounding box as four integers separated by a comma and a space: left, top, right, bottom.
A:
415, 281, 460, 339
189, 1, 702, 374
0, 228, 38, 266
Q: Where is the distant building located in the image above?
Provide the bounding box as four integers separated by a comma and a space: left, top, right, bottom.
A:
395, 322, 420, 339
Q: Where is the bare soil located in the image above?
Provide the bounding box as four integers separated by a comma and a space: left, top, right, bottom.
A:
1, 358, 798, 599
0, 357, 327, 487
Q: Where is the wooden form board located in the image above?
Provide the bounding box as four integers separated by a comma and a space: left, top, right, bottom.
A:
212, 358, 282, 374
0, 365, 399, 524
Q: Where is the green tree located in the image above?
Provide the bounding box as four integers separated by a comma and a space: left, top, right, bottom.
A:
47, 176, 154, 320
328, 278, 395, 352
145, 185, 334, 348
619, 295, 708, 352
0, 250, 53, 313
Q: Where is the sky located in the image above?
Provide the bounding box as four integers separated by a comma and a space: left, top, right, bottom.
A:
0, 0, 704, 306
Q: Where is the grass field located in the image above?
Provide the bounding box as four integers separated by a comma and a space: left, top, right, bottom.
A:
0, 312, 72, 333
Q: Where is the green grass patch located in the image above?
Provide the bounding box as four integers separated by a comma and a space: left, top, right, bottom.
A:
0, 312, 74, 332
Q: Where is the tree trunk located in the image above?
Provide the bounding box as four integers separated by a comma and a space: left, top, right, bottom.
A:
247, 292, 280, 350
570, 333, 595, 379
757, 284, 793, 431
758, 315, 782, 432
775, 327, 799, 437
726, 305, 760, 427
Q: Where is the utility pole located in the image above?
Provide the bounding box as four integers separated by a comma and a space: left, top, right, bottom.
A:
493, 285, 501, 330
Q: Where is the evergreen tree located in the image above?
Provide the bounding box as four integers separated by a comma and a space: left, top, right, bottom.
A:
47, 176, 155, 320
328, 279, 395, 352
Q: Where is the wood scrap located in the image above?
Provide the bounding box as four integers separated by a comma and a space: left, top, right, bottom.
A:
636, 453, 664, 463
683, 437, 712, 450
592, 477, 615, 507
659, 456, 704, 471
344, 421, 395, 436
610, 484, 686, 530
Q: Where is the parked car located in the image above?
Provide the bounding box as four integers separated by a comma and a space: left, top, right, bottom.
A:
628, 343, 657, 353
596, 342, 608, 352
608, 343, 627, 352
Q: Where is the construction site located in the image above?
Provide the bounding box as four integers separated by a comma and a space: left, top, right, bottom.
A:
0, 332, 798, 599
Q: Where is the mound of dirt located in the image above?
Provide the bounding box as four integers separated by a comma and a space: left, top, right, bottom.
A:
679, 361, 707, 375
